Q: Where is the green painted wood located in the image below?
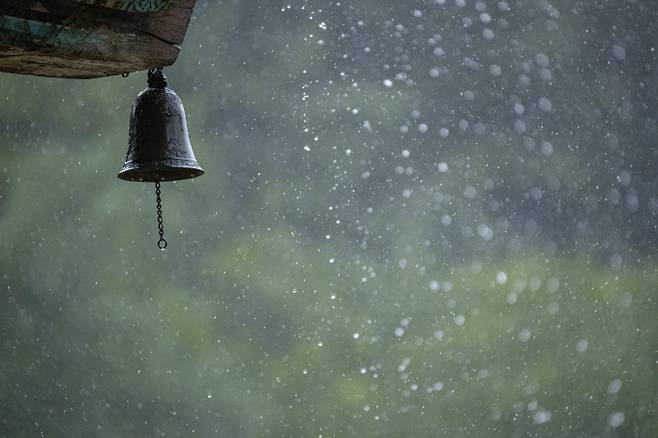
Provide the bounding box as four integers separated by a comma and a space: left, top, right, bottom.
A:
72, 0, 173, 13
0, 0, 196, 79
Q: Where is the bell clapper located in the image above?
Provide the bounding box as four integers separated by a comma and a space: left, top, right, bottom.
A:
155, 177, 167, 250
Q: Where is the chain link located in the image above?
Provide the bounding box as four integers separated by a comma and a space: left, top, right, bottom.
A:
155, 179, 167, 250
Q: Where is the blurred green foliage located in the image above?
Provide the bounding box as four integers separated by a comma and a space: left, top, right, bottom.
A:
1, 0, 658, 436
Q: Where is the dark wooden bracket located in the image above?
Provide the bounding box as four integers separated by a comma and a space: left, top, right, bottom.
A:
0, 0, 197, 79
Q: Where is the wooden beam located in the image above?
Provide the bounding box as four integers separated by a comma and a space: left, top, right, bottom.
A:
0, 0, 196, 79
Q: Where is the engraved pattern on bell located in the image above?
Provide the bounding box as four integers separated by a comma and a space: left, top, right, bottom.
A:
165, 106, 179, 117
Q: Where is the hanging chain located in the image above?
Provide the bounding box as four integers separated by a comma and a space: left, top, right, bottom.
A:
155, 179, 168, 250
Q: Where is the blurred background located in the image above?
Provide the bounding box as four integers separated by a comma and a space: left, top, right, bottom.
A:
1, 0, 657, 436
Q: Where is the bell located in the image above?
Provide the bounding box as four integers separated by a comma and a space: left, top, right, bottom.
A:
118, 67, 204, 250
118, 67, 204, 182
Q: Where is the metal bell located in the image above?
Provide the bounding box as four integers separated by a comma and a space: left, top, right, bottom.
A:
118, 67, 204, 182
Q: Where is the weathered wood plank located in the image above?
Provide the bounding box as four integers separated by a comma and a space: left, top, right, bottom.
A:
0, 0, 196, 79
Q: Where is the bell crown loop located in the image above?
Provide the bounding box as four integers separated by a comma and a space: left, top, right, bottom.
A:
147, 66, 168, 89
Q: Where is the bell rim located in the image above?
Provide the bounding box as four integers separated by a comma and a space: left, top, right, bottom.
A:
117, 163, 204, 182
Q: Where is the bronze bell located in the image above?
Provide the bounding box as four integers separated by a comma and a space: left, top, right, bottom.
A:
118, 67, 204, 182
118, 67, 204, 250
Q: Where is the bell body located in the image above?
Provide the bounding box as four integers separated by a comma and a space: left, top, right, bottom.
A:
118, 75, 203, 182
